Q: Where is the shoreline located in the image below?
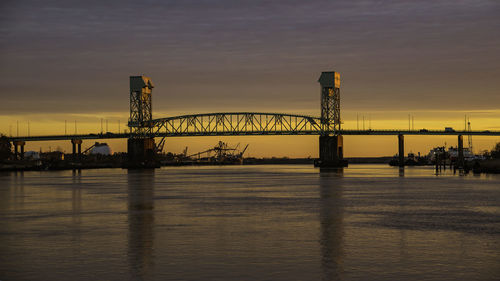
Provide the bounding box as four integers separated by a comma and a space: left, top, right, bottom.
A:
2, 157, 500, 174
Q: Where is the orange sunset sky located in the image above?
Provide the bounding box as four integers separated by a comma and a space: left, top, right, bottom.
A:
1, 0, 499, 157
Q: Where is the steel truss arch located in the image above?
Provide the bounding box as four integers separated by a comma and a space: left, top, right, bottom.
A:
138, 112, 323, 137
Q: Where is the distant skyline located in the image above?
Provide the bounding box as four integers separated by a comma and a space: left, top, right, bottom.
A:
1, 0, 499, 156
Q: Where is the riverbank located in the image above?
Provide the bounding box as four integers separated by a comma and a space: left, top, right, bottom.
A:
164, 157, 392, 165
0, 161, 121, 171
473, 159, 500, 174
6, 156, 499, 173
1, 156, 396, 171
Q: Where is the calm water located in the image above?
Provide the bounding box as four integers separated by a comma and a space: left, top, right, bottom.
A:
1, 164, 499, 281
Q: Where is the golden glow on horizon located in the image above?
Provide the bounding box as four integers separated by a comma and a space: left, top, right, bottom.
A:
1, 111, 499, 157
6, 135, 499, 159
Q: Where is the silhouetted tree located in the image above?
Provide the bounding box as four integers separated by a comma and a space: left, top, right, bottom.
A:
491, 142, 500, 159
0, 135, 12, 162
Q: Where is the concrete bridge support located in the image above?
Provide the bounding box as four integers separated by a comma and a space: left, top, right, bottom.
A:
13, 141, 25, 160
457, 135, 464, 168
127, 137, 156, 167
315, 135, 347, 167
398, 134, 404, 167
71, 139, 82, 160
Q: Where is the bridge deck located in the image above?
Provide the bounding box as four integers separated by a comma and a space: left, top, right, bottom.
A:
8, 129, 500, 142
7, 111, 500, 142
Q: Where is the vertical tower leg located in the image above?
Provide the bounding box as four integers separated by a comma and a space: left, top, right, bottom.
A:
398, 134, 404, 167
14, 143, 19, 160
20, 144, 25, 159
71, 139, 82, 162
458, 135, 464, 168
127, 76, 157, 168
13, 141, 25, 160
316, 71, 346, 168
77, 142, 82, 160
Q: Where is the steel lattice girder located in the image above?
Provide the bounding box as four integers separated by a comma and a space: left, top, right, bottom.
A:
129, 76, 153, 138
134, 112, 323, 137
321, 87, 340, 134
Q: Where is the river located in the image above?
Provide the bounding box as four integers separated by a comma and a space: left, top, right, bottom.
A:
1, 164, 499, 280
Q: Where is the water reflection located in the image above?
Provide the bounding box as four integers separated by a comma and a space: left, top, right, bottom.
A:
319, 167, 344, 177
12, 171, 25, 208
397, 183, 408, 262
72, 170, 82, 225
0, 172, 12, 211
127, 170, 155, 280
319, 169, 344, 281
0, 172, 14, 229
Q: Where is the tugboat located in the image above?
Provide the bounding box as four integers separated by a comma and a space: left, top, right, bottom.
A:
389, 152, 428, 166
405, 152, 418, 166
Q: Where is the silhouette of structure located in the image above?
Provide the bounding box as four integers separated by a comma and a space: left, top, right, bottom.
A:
7, 71, 500, 169
316, 72, 346, 167
127, 76, 157, 167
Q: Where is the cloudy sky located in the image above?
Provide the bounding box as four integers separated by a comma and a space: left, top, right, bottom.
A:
1, 0, 499, 156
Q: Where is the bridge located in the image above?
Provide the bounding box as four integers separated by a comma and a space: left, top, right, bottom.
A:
10, 127, 500, 142
7, 71, 500, 167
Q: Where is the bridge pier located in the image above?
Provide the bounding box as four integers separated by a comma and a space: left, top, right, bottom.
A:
315, 135, 347, 168
71, 139, 82, 161
398, 134, 404, 167
13, 141, 25, 160
127, 137, 157, 168
457, 135, 464, 168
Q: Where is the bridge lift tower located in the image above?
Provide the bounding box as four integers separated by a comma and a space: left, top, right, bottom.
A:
315, 71, 347, 167
127, 76, 157, 167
